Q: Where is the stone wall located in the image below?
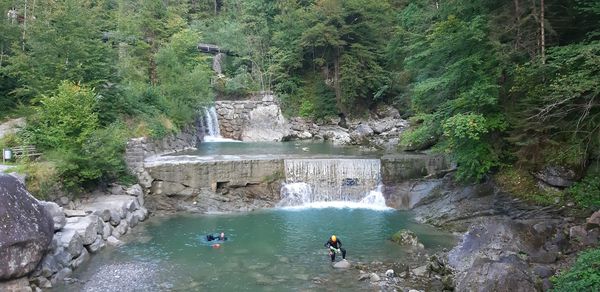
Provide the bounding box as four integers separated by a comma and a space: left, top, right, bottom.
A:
380, 154, 451, 185
214, 100, 280, 140
28, 185, 148, 291
144, 158, 284, 212
125, 121, 203, 189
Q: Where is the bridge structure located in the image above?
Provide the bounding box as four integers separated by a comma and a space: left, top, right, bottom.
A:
197, 43, 238, 56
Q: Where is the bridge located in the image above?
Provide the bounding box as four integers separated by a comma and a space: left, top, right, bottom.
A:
197, 43, 238, 56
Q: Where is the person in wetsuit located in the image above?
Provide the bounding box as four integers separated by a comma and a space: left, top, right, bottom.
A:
324, 235, 346, 262
206, 232, 228, 241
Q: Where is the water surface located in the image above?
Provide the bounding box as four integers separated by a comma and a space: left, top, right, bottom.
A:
64, 208, 455, 291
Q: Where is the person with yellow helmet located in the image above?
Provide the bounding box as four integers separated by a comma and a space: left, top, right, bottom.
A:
324, 235, 346, 262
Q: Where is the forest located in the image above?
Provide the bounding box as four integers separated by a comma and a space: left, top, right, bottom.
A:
0, 0, 598, 203
0, 1, 599, 289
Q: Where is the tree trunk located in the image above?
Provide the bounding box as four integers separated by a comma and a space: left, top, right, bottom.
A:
333, 47, 343, 112
540, 0, 545, 64
513, 0, 521, 51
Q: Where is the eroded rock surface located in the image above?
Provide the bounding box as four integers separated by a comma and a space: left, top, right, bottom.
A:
0, 174, 53, 280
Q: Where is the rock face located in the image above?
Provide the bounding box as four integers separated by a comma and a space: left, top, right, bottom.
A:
215, 100, 288, 141
0, 174, 54, 280
448, 220, 554, 292
242, 104, 290, 142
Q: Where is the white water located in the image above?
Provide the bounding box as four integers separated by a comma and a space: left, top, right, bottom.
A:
284, 159, 381, 202
202, 106, 239, 142
278, 182, 390, 210
280, 159, 390, 210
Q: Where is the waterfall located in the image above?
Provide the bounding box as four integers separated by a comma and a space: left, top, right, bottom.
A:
280, 159, 389, 210
204, 106, 221, 137
202, 106, 237, 142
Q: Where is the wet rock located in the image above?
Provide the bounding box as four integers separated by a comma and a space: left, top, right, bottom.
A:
40, 201, 66, 231
71, 248, 89, 268
332, 259, 351, 269
369, 273, 381, 282
50, 267, 72, 285
106, 236, 124, 247
391, 229, 422, 248
358, 273, 370, 281
0, 174, 54, 280
133, 208, 148, 222
86, 235, 105, 253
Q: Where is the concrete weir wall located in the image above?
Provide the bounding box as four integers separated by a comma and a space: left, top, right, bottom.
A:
146, 158, 284, 194
142, 153, 450, 212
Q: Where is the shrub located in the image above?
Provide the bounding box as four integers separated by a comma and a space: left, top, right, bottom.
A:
551, 248, 600, 291
21, 82, 129, 191
494, 166, 558, 205
566, 173, 600, 209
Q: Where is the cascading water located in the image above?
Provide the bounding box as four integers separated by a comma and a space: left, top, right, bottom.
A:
203, 106, 220, 137
280, 159, 389, 210
202, 106, 237, 142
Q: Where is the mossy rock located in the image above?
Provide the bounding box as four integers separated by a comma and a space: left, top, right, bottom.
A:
391, 229, 422, 248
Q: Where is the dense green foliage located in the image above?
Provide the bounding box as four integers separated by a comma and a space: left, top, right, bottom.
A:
0, 0, 598, 194
551, 247, 600, 291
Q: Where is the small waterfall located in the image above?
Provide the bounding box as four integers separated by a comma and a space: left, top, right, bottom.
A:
202, 106, 237, 142
281, 159, 389, 209
204, 106, 221, 137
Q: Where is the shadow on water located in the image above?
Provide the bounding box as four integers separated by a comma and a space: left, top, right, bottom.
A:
58, 208, 456, 292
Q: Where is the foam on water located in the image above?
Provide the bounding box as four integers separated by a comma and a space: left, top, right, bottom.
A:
279, 200, 392, 211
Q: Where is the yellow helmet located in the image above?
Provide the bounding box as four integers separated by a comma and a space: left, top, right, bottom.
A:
331, 235, 337, 242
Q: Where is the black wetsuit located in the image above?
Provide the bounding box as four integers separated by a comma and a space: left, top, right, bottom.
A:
206, 234, 228, 241
324, 239, 346, 262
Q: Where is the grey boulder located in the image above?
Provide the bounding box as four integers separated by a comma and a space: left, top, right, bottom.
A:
0, 174, 54, 280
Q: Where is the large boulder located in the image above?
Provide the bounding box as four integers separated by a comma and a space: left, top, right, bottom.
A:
241, 104, 290, 142
0, 174, 54, 280
533, 166, 578, 187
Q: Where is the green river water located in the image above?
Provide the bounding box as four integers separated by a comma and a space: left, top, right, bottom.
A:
63, 208, 456, 292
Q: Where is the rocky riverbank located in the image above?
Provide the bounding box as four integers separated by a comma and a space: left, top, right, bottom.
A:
372, 175, 600, 291
213, 100, 409, 150
0, 174, 149, 292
